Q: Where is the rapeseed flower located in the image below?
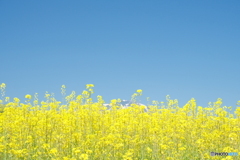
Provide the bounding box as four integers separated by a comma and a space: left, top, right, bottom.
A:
0, 83, 239, 159
25, 94, 32, 99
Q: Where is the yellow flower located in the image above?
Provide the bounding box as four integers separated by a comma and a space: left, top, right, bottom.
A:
179, 147, 186, 151
86, 150, 93, 154
80, 154, 88, 160
221, 156, 234, 160
42, 143, 50, 149
204, 107, 213, 111
146, 147, 152, 153
25, 94, 32, 99
136, 89, 142, 95
0, 83, 6, 88
2, 83, 240, 160
229, 133, 238, 140
14, 97, 20, 103
0, 144, 5, 152
86, 84, 94, 89
49, 148, 58, 154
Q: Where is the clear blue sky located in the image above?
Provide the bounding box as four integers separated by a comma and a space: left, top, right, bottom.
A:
1, 1, 240, 111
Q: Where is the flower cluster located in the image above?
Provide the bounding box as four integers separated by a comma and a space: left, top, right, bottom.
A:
0, 83, 239, 159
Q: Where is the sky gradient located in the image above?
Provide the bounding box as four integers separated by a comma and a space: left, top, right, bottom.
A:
1, 1, 240, 111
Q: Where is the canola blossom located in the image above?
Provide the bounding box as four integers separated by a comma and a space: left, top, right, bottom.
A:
0, 83, 240, 160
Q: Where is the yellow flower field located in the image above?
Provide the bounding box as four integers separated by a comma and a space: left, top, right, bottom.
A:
0, 83, 240, 160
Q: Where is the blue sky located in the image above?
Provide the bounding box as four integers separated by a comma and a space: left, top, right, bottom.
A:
1, 1, 240, 111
